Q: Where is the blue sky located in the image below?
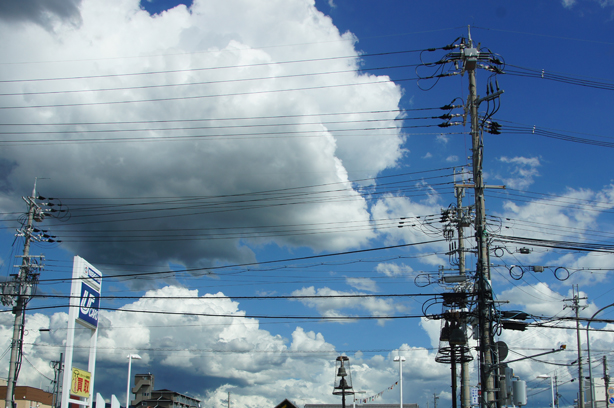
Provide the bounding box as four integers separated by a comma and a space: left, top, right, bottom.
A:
0, 1, 613, 408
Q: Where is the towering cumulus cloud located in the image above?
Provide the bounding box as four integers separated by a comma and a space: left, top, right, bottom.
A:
0, 0, 404, 271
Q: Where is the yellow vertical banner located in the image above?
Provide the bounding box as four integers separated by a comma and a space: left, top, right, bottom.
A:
71, 368, 92, 398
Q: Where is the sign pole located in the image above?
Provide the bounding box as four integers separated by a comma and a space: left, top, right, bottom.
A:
60, 256, 102, 408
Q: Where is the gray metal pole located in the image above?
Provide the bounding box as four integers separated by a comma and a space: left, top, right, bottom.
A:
127, 356, 133, 408
394, 356, 405, 408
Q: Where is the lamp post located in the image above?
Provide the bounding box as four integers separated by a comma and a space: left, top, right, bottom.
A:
586, 303, 614, 408
394, 356, 406, 408
537, 375, 555, 408
126, 354, 141, 408
353, 391, 366, 408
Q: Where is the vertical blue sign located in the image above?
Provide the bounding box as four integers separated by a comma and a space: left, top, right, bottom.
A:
78, 282, 100, 329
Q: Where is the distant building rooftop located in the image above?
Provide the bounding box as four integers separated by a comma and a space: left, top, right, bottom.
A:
306, 404, 419, 408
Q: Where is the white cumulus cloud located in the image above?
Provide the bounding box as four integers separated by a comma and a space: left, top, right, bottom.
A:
0, 0, 404, 275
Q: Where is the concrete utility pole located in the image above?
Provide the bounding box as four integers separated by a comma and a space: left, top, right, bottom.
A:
566, 285, 587, 408
454, 179, 472, 408
464, 27, 495, 408
3, 181, 45, 408
603, 356, 609, 406
555, 373, 560, 408
50, 353, 64, 408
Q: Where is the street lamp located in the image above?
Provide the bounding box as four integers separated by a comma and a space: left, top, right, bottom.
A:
126, 354, 142, 408
394, 356, 406, 408
586, 302, 614, 408
537, 375, 555, 408
353, 391, 366, 408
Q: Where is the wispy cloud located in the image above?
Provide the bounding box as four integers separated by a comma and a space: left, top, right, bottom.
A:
291, 286, 402, 320
346, 277, 378, 292
496, 156, 541, 190
376, 262, 413, 277
436, 134, 449, 144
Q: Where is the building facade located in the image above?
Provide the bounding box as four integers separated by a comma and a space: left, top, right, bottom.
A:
306, 404, 419, 408
0, 386, 54, 408
131, 374, 199, 408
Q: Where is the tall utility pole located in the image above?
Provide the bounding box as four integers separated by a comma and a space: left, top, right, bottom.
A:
432, 27, 503, 408
464, 27, 495, 408
2, 181, 45, 408
555, 373, 560, 408
565, 285, 587, 408
50, 353, 64, 408
453, 178, 471, 408
603, 356, 609, 405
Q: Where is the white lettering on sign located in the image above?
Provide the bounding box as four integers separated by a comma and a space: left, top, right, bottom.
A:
80, 290, 98, 321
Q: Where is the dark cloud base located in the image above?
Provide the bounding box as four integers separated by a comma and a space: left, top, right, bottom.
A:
0, 0, 82, 29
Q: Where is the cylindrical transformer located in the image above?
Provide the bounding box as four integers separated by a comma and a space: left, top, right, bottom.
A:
512, 380, 527, 406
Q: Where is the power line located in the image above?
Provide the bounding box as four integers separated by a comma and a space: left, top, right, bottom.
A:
491, 120, 614, 148
505, 64, 614, 91
19, 304, 430, 320
33, 238, 447, 283
0, 108, 420, 127
0, 48, 435, 84
491, 234, 614, 254
473, 25, 614, 46
0, 63, 421, 98
0, 76, 425, 111
20, 292, 437, 301
0, 114, 448, 136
